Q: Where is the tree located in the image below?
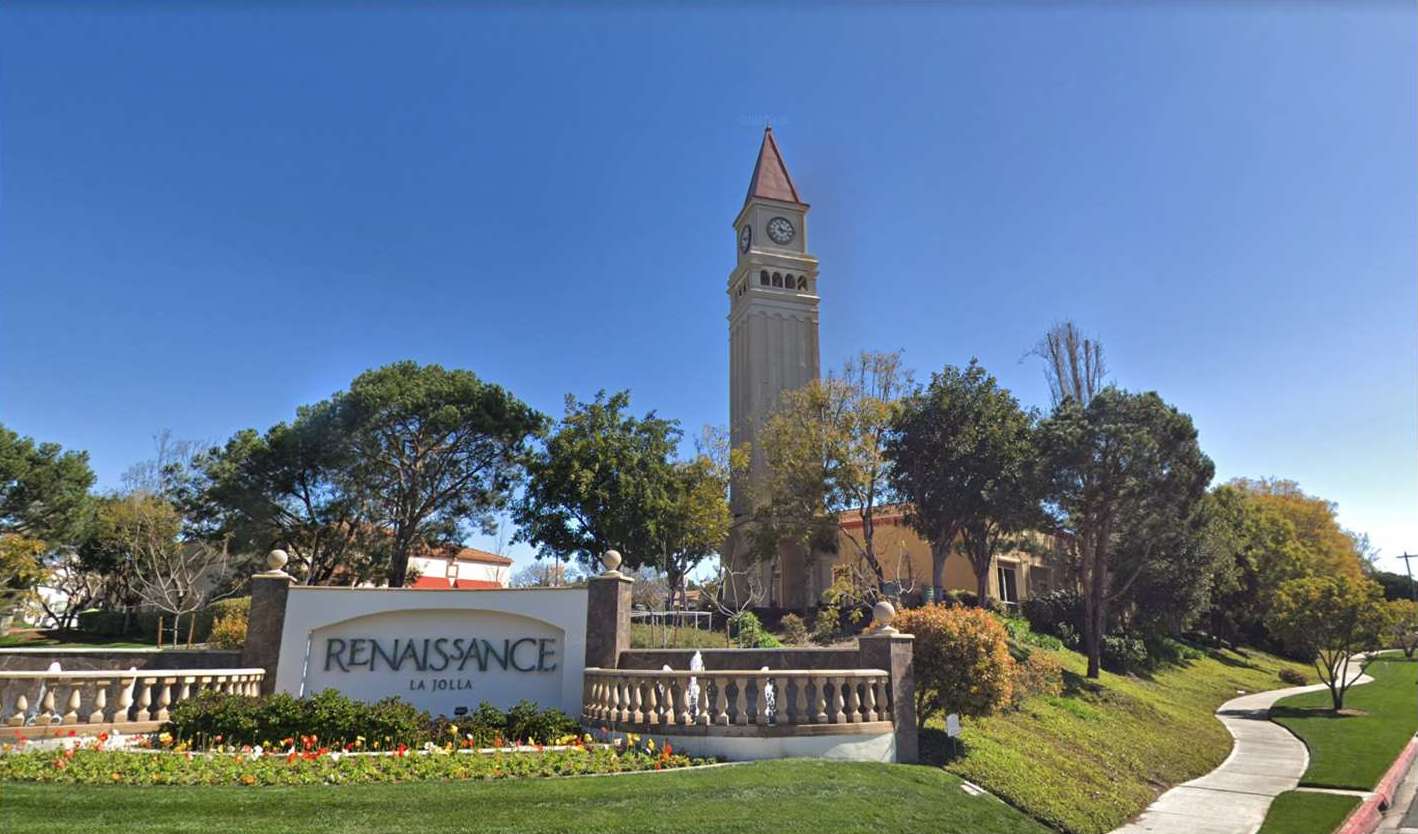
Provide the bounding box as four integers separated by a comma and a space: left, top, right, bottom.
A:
194, 404, 380, 586
513, 390, 677, 572
0, 423, 94, 544
509, 560, 582, 588
1036, 388, 1214, 678
887, 360, 1039, 604
0, 535, 48, 634
755, 351, 911, 593
339, 362, 546, 587
1266, 575, 1387, 710
1385, 599, 1418, 659
652, 430, 738, 611
1033, 320, 1106, 408
111, 493, 236, 645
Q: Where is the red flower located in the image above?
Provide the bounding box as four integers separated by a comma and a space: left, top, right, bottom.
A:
67, 730, 77, 738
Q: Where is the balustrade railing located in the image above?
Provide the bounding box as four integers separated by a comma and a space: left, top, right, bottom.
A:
583, 668, 892, 730
0, 669, 265, 728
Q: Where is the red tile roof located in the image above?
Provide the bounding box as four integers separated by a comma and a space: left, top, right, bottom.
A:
409, 576, 504, 591
745, 127, 804, 206
423, 545, 514, 567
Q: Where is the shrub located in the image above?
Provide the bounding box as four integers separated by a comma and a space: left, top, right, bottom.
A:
779, 613, 808, 645
207, 597, 249, 649
1022, 589, 1084, 639
1010, 650, 1065, 707
892, 604, 1014, 721
506, 699, 578, 743
1101, 634, 1149, 674
729, 612, 782, 648
1000, 615, 1066, 652
1279, 668, 1308, 686
810, 609, 839, 645
943, 590, 979, 609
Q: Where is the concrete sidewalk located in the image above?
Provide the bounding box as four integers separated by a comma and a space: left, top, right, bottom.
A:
1111, 662, 1372, 834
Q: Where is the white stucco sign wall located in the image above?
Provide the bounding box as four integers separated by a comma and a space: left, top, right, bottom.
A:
274, 588, 587, 717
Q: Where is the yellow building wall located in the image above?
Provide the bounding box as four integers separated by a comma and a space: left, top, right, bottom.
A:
829, 511, 1054, 606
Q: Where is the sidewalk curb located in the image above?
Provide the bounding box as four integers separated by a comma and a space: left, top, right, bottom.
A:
1337, 736, 1418, 834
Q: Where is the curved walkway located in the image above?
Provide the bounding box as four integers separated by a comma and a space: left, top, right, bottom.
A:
1111, 662, 1372, 834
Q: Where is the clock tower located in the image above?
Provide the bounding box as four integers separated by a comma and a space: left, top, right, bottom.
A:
727, 127, 821, 608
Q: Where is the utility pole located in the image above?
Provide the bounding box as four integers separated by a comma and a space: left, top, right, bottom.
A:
1401, 552, 1418, 602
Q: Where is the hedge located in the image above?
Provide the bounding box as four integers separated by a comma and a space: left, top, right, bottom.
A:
77, 597, 251, 644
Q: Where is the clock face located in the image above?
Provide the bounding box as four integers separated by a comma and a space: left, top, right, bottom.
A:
767, 216, 796, 245
738, 224, 752, 253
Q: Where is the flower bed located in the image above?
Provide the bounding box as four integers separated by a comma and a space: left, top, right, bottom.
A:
0, 732, 704, 786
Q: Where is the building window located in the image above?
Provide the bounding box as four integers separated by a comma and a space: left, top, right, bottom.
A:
772, 272, 782, 287
760, 270, 769, 286
996, 565, 1019, 607
797, 275, 807, 291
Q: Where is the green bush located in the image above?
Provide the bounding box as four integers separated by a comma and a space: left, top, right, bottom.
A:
1022, 589, 1084, 639
1000, 615, 1067, 652
779, 613, 808, 645
1279, 667, 1309, 686
76, 598, 253, 645
810, 609, 839, 645
207, 597, 249, 649
1101, 634, 1150, 674
506, 699, 578, 744
167, 690, 428, 748
729, 612, 781, 648
943, 590, 979, 608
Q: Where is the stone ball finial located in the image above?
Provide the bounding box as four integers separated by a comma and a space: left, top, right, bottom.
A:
873, 600, 899, 634
266, 549, 289, 572
601, 549, 623, 575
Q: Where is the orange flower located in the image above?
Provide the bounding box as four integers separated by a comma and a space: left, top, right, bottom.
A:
240, 774, 256, 786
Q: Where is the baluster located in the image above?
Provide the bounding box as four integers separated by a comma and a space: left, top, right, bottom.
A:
813, 675, 828, 723
61, 681, 81, 725
115, 675, 135, 722
845, 678, 862, 723
596, 678, 607, 721
10, 692, 27, 727
713, 676, 730, 726
791, 677, 807, 725
644, 678, 660, 726
39, 680, 57, 725
862, 678, 878, 722
677, 677, 692, 725
695, 677, 710, 726
728, 675, 745, 726
607, 677, 620, 723
831, 676, 847, 723
156, 677, 175, 722
89, 680, 109, 724
629, 678, 643, 724
178, 676, 193, 705
135, 678, 153, 722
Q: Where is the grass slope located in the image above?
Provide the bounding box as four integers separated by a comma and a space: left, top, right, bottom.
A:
1270, 655, 1418, 790
1255, 791, 1360, 834
0, 630, 151, 649
0, 760, 1051, 834
928, 644, 1311, 834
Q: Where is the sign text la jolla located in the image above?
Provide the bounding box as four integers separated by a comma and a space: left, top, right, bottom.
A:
324, 635, 559, 693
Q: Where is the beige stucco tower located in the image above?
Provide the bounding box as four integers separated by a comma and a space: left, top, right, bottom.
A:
727, 128, 821, 608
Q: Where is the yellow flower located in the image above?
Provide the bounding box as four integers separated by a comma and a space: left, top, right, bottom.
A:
448, 724, 458, 736
157, 732, 173, 746
645, 738, 655, 753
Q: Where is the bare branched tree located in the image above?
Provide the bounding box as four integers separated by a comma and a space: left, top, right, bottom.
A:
1033, 321, 1107, 407
36, 549, 104, 630
117, 495, 235, 645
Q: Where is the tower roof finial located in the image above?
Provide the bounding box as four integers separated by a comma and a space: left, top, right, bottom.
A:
744, 126, 802, 206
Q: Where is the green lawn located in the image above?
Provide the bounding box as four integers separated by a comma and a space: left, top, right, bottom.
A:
1255, 791, 1360, 834
0, 630, 152, 649
928, 644, 1313, 834
1269, 654, 1418, 790
0, 760, 1049, 834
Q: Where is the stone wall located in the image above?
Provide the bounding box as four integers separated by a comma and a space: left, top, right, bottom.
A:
0, 649, 243, 672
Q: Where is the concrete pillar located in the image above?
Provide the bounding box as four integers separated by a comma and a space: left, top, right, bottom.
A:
858, 601, 918, 764
584, 550, 634, 671
241, 550, 294, 696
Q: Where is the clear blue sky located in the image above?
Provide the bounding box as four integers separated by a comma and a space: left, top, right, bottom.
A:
2, 2, 1413, 574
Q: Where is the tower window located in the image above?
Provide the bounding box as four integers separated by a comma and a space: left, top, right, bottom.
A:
772, 272, 782, 287
760, 270, 769, 286
797, 275, 807, 291
784, 274, 794, 289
